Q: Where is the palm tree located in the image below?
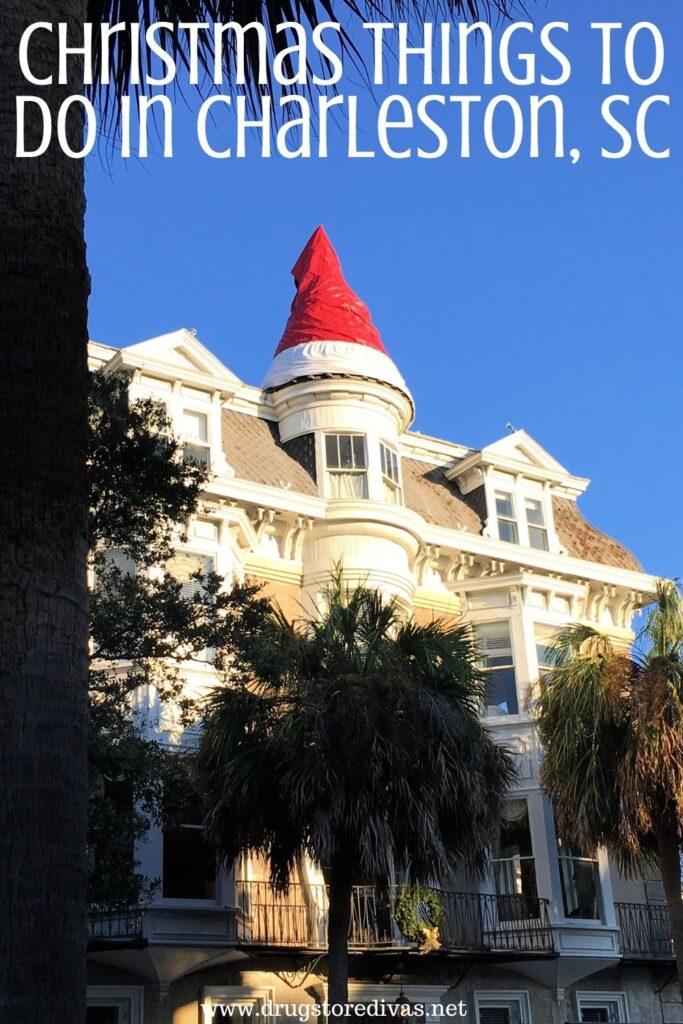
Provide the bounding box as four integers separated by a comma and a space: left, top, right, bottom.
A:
1, 1, 516, 1018
197, 576, 516, 1010
536, 580, 683, 995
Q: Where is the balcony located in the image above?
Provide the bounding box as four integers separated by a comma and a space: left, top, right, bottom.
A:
614, 901, 675, 961
235, 882, 555, 957
88, 906, 144, 946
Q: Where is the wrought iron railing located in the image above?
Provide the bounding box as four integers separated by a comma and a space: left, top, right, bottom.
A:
614, 901, 674, 959
88, 906, 144, 941
235, 882, 554, 955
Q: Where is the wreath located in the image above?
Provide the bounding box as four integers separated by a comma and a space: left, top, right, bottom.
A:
394, 883, 444, 950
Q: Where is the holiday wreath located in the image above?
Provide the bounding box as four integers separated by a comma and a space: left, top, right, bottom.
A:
394, 883, 444, 949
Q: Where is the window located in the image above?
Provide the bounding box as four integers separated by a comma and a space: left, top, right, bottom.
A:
474, 992, 531, 1024
534, 624, 557, 681
182, 408, 210, 468
380, 442, 402, 504
475, 622, 519, 715
492, 800, 539, 919
495, 491, 518, 544
163, 803, 216, 900
557, 835, 601, 920
86, 987, 143, 1024
325, 434, 368, 499
166, 551, 214, 599
575, 992, 629, 1022
525, 497, 549, 550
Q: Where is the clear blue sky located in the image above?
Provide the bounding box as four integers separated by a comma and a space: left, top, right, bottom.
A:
85, 0, 682, 579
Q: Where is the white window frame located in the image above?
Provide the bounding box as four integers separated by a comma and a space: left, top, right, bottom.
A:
201, 986, 274, 1020
474, 619, 519, 718
180, 405, 211, 469
575, 991, 629, 1022
485, 475, 556, 553
494, 489, 519, 544
474, 990, 531, 1024
86, 986, 144, 1024
523, 495, 549, 551
379, 440, 402, 504
323, 432, 368, 499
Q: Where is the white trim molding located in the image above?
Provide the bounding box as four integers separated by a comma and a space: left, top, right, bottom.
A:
574, 990, 629, 1022
473, 990, 532, 1024
201, 985, 275, 1022
263, 340, 411, 401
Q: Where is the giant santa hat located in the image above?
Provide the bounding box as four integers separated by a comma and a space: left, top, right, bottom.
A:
262, 227, 411, 399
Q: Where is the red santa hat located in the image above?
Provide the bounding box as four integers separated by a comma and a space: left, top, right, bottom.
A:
262, 226, 410, 399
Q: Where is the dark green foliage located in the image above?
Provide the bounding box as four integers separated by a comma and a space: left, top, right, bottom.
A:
87, 370, 267, 906
89, 370, 205, 565
198, 573, 516, 891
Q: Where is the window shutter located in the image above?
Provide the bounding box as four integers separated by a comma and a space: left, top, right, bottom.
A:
476, 622, 513, 656
102, 547, 136, 577
166, 552, 214, 599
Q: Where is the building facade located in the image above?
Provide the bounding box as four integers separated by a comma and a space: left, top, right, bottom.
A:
86, 229, 680, 1024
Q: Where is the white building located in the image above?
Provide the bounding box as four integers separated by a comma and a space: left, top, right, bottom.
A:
86, 228, 680, 1024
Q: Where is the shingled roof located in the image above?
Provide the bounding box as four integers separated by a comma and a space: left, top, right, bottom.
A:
221, 408, 642, 572
222, 409, 317, 495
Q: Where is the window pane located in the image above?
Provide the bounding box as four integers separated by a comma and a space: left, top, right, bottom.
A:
524, 498, 545, 526
328, 472, 368, 499
183, 410, 208, 442
485, 667, 518, 715
325, 435, 339, 468
495, 492, 514, 518
163, 826, 216, 900
528, 526, 549, 551
498, 520, 519, 544
352, 435, 366, 468
559, 854, 600, 919
581, 1011, 610, 1023
380, 445, 387, 475
339, 435, 354, 469
183, 443, 210, 468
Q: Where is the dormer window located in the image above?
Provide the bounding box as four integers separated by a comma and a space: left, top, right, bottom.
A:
182, 409, 210, 468
525, 497, 549, 551
495, 491, 518, 544
325, 434, 368, 499
380, 442, 402, 504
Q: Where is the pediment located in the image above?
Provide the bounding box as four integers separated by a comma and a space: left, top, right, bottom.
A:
116, 329, 242, 393
483, 430, 570, 475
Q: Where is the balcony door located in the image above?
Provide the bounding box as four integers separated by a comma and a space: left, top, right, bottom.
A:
492, 799, 539, 921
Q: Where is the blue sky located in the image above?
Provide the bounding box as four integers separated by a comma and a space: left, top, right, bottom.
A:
85, 0, 682, 578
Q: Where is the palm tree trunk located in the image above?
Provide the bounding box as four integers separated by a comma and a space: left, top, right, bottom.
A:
327, 860, 353, 1016
655, 816, 683, 998
0, 2, 90, 1021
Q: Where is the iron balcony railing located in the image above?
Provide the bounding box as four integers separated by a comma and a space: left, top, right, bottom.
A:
235, 882, 555, 955
614, 901, 674, 960
88, 906, 144, 941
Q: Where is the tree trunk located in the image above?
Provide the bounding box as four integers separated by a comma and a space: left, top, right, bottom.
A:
0, 3, 90, 1021
655, 816, 683, 999
327, 860, 354, 1016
